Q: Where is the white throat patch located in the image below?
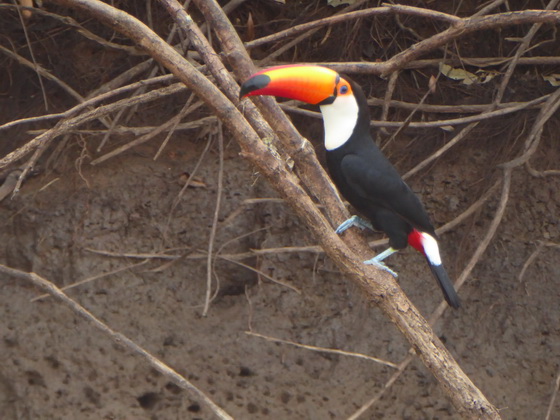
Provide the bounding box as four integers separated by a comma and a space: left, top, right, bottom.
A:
320, 94, 360, 151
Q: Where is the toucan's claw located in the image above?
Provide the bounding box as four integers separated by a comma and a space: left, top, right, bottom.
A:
335, 215, 373, 234
364, 258, 398, 278
363, 247, 399, 277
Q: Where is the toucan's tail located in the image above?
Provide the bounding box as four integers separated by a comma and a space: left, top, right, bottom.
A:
427, 261, 460, 309
408, 229, 460, 309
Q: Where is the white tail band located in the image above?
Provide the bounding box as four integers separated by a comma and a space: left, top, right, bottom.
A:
420, 232, 442, 266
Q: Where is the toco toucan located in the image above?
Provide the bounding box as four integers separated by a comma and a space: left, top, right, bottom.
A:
240, 64, 460, 309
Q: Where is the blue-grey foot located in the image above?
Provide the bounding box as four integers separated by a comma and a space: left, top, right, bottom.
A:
335, 215, 373, 235
364, 248, 398, 277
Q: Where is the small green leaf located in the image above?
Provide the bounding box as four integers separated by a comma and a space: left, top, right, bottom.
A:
439, 63, 497, 85
328, 0, 356, 7
543, 74, 560, 86
439, 63, 478, 85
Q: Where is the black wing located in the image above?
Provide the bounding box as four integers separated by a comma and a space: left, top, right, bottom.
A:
339, 153, 435, 234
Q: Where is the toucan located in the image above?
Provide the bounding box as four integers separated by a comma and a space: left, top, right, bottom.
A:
239, 64, 460, 309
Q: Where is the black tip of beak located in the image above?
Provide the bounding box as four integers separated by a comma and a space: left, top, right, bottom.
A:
239, 74, 271, 99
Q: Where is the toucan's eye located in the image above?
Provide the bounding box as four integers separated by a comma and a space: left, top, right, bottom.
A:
339, 85, 349, 95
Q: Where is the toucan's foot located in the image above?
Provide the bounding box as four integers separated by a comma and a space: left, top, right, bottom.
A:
364, 258, 398, 278
363, 248, 399, 277
335, 215, 373, 234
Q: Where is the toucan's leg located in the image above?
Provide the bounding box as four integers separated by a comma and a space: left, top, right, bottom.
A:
335, 215, 373, 234
364, 247, 398, 277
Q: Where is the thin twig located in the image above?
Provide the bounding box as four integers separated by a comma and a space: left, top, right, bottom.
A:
90, 99, 206, 165
378, 7, 560, 76
0, 73, 177, 133
12, 0, 48, 110
0, 44, 83, 103
517, 243, 545, 284
473, 0, 506, 17
402, 122, 478, 179
30, 260, 149, 302
41, 116, 216, 137
381, 68, 441, 151
493, 0, 560, 105
0, 263, 234, 420
0, 168, 22, 202
518, 241, 560, 283
317, 55, 560, 75
0, 3, 144, 55
203, 121, 224, 316
501, 88, 560, 170
0, 83, 185, 172
382, 3, 461, 23
165, 134, 213, 243
347, 353, 415, 420
245, 6, 392, 50
83, 247, 188, 260
153, 94, 197, 160
105, 0, 196, 145
545, 366, 560, 420
437, 180, 501, 235
219, 255, 302, 294
367, 95, 550, 114
378, 70, 400, 137
285, 92, 550, 130
246, 331, 398, 369
211, 226, 303, 294
430, 170, 511, 323
258, 0, 372, 65
526, 161, 560, 178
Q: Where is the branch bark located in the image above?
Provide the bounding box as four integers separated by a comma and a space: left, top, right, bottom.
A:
44, 0, 502, 417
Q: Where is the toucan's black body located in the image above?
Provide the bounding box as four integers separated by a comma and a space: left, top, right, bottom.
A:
240, 65, 460, 309
325, 78, 435, 250
326, 79, 460, 308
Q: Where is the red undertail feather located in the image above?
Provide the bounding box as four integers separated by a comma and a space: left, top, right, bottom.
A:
407, 229, 425, 254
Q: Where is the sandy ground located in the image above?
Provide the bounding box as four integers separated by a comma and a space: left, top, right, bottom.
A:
1, 129, 559, 419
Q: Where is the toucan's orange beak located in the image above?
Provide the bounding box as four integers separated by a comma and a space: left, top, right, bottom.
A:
239, 64, 341, 105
